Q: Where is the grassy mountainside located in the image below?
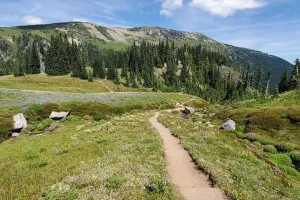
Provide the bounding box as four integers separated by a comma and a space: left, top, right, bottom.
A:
158, 90, 300, 199
0, 22, 293, 87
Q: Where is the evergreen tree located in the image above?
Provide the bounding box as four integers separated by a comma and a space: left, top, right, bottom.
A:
278, 69, 289, 93
29, 43, 40, 74
289, 58, 300, 89
255, 64, 263, 92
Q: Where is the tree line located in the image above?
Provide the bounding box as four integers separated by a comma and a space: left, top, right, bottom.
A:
1, 32, 299, 102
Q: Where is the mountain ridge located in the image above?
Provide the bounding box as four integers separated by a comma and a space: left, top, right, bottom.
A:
0, 21, 294, 87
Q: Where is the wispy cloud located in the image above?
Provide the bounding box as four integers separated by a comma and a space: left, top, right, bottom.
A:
160, 0, 183, 17
22, 15, 43, 25
189, 0, 267, 17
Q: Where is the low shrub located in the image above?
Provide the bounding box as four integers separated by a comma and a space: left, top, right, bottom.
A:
0, 114, 13, 137
252, 141, 262, 148
263, 145, 277, 153
105, 174, 124, 191
255, 137, 271, 145
275, 143, 295, 152
246, 133, 256, 141
246, 114, 282, 132
269, 154, 292, 166
289, 154, 300, 167
33, 119, 53, 132
145, 177, 170, 195
287, 113, 300, 124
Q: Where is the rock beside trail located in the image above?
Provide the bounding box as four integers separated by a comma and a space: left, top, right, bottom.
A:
222, 120, 236, 131
49, 111, 70, 120
182, 107, 195, 119
184, 107, 195, 114
11, 113, 27, 133
12, 133, 20, 137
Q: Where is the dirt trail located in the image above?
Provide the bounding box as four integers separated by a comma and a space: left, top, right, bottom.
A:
149, 112, 226, 200
97, 80, 113, 93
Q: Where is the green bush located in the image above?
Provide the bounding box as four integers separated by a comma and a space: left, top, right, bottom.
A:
246, 133, 256, 141
289, 154, 300, 167
263, 145, 277, 154
269, 154, 292, 166
0, 114, 13, 137
34, 119, 53, 132
275, 143, 295, 152
252, 141, 262, 148
246, 114, 282, 132
255, 137, 271, 145
278, 165, 300, 181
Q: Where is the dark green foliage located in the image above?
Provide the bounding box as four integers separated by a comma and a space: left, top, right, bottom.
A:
289, 59, 300, 90
275, 143, 295, 152
33, 119, 52, 132
29, 42, 40, 74
287, 113, 300, 124
278, 69, 289, 93
289, 154, 300, 167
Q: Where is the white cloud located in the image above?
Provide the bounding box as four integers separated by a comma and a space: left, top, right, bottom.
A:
73, 18, 89, 22
22, 15, 43, 24
160, 0, 183, 17
189, 0, 267, 17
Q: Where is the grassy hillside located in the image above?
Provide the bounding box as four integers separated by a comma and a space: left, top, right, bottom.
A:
0, 75, 150, 93
0, 111, 183, 199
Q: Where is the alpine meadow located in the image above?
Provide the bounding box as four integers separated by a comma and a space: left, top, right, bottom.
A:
0, 0, 300, 200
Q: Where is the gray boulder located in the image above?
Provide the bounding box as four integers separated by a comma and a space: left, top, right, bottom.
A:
222, 120, 236, 131
49, 111, 70, 120
11, 113, 27, 133
183, 107, 195, 114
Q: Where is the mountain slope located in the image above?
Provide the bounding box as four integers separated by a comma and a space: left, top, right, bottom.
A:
0, 22, 294, 87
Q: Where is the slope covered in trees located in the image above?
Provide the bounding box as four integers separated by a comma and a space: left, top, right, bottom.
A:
0, 23, 298, 102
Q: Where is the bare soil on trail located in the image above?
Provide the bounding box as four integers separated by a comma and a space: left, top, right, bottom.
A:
149, 112, 226, 200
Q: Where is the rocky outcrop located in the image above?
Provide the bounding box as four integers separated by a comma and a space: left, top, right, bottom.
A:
11, 113, 27, 133
49, 111, 70, 120
222, 120, 236, 131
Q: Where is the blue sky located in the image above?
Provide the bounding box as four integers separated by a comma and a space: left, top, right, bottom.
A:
0, 0, 299, 63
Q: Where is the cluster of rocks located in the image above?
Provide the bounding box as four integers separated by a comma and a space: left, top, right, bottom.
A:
10, 111, 71, 137
181, 107, 236, 131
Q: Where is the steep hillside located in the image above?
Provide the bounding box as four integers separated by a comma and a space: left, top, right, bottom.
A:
0, 22, 294, 87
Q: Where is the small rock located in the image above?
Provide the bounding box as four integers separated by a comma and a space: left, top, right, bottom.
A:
196, 121, 203, 125
49, 111, 70, 120
207, 124, 215, 128
12, 133, 20, 137
209, 113, 216, 118
185, 107, 195, 114
83, 115, 93, 120
222, 120, 236, 131
106, 115, 111, 119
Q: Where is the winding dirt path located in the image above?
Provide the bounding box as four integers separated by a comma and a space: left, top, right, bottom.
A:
149, 112, 226, 200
